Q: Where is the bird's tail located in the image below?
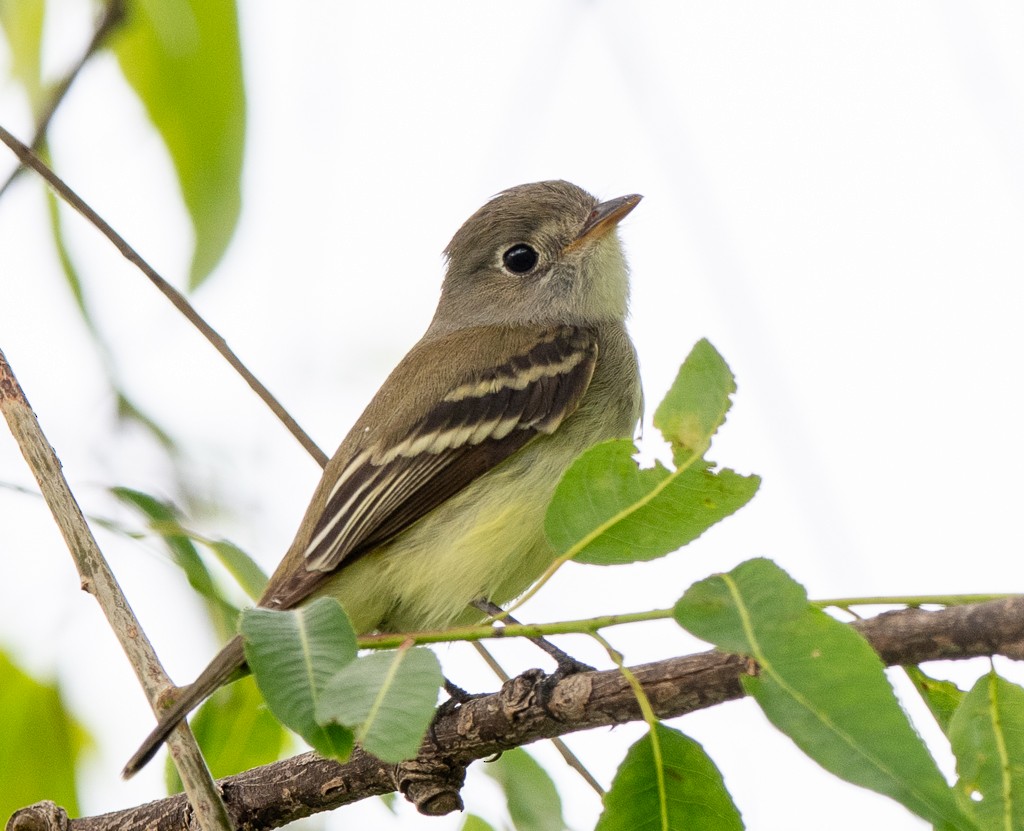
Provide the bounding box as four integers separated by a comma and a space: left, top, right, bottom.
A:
122, 634, 247, 778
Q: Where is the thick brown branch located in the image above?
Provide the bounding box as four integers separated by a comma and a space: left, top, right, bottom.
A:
851, 596, 1024, 662
9, 596, 1023, 831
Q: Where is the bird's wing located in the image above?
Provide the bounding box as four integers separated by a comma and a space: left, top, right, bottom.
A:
261, 324, 598, 611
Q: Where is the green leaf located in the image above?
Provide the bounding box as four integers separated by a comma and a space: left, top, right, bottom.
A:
204, 539, 268, 601
112, 486, 237, 638
596, 723, 743, 831
114, 390, 177, 451
460, 816, 498, 831
240, 599, 356, 760
49, 192, 180, 452
316, 647, 442, 763
674, 559, 973, 830
949, 670, 1024, 829
653, 338, 736, 460
45, 189, 94, 331
165, 674, 288, 792
548, 440, 759, 565
547, 340, 759, 566
0, 0, 46, 109
0, 650, 88, 823
483, 747, 565, 831
111, 0, 245, 288
905, 666, 964, 736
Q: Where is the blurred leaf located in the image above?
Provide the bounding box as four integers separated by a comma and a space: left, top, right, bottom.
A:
460, 816, 498, 831
240, 599, 356, 760
0, 650, 89, 824
949, 670, 1024, 829
547, 340, 758, 566
115, 391, 177, 451
165, 674, 288, 792
45, 188, 93, 329
49, 191, 179, 451
483, 747, 565, 831
205, 539, 268, 600
112, 486, 236, 637
49, 187, 186, 457
111, 0, 245, 288
675, 559, 973, 831
596, 723, 742, 831
317, 647, 442, 764
0, 0, 46, 109
905, 666, 964, 736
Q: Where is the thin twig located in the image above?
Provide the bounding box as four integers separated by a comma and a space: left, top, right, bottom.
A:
0, 125, 328, 466
0, 346, 235, 831
0, 0, 126, 198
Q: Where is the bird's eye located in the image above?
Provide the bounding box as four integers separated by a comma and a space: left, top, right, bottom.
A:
502, 244, 539, 274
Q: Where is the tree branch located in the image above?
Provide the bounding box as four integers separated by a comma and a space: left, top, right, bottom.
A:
0, 347, 234, 831
9, 596, 1023, 831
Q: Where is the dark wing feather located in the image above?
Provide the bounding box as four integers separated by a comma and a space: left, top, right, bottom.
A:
265, 325, 597, 611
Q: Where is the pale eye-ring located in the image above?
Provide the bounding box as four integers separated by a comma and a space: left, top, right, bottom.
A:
502, 244, 539, 274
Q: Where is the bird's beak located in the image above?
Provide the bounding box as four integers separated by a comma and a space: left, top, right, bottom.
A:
567, 193, 643, 251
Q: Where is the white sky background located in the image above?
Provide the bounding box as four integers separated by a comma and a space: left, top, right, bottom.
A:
2, 2, 1023, 829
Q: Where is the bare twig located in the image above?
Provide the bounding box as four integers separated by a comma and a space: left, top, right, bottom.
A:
0, 0, 126, 198
9, 596, 1024, 831
0, 125, 328, 466
0, 347, 234, 831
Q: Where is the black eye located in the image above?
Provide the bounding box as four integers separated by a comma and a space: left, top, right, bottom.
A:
502, 244, 539, 274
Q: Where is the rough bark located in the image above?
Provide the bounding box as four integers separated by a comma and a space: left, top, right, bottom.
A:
9, 597, 1024, 831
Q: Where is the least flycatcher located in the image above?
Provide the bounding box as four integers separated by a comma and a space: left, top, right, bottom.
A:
124, 180, 643, 776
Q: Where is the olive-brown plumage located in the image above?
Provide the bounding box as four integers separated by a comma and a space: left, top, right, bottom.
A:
123, 181, 642, 778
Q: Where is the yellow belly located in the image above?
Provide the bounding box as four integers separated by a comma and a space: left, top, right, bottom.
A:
313, 434, 571, 633
311, 322, 642, 634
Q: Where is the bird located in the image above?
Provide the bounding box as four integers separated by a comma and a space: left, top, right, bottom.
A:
123, 179, 643, 777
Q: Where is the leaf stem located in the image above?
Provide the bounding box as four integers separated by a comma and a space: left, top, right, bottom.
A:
814, 594, 1017, 610
591, 631, 669, 831
360, 608, 675, 650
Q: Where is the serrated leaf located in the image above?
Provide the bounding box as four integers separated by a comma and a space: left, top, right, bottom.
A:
316, 647, 441, 763
949, 671, 1024, 829
484, 748, 565, 831
674, 559, 973, 830
653, 338, 736, 460
905, 666, 964, 736
0, 0, 46, 109
240, 599, 356, 760
546, 340, 758, 566
165, 674, 288, 792
596, 723, 742, 831
547, 439, 759, 565
0, 650, 88, 822
111, 0, 245, 287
